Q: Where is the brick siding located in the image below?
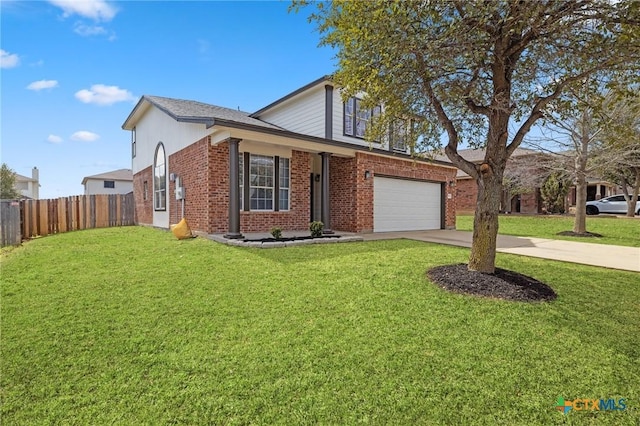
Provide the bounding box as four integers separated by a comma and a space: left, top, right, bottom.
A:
137, 139, 457, 234
330, 152, 457, 232
168, 136, 210, 230
456, 178, 477, 213
132, 166, 152, 225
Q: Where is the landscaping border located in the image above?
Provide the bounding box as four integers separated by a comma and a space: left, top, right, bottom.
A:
208, 234, 363, 248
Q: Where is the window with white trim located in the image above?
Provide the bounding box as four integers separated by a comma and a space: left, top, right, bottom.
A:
279, 157, 290, 211
240, 154, 291, 211
104, 180, 115, 189
154, 143, 166, 211
344, 97, 380, 139
250, 154, 274, 210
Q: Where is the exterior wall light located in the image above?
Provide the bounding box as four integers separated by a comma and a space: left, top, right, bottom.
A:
364, 170, 371, 180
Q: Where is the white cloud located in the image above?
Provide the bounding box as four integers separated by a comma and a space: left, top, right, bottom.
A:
71, 131, 100, 142
47, 134, 63, 143
48, 0, 117, 22
27, 80, 59, 91
75, 84, 135, 106
73, 22, 107, 36
0, 49, 20, 68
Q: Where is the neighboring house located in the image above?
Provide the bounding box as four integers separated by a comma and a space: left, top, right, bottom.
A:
566, 178, 619, 209
449, 148, 620, 214
15, 167, 40, 199
122, 76, 457, 236
82, 169, 133, 195
447, 148, 545, 214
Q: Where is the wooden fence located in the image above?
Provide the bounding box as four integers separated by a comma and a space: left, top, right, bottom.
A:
1, 200, 22, 247
0, 193, 135, 246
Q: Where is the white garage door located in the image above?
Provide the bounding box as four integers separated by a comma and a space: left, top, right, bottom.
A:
374, 177, 442, 232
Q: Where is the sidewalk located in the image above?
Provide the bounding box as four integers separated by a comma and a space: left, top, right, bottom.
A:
362, 230, 640, 273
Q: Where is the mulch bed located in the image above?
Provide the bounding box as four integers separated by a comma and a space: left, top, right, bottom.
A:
428, 264, 557, 302
556, 231, 603, 238
244, 235, 341, 243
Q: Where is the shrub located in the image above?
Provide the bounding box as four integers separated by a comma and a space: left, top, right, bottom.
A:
270, 227, 283, 239
541, 171, 570, 214
309, 221, 324, 238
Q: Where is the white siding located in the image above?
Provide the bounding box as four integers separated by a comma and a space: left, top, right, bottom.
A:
132, 106, 211, 174
332, 88, 393, 150
257, 86, 326, 138
132, 105, 211, 229
84, 179, 133, 195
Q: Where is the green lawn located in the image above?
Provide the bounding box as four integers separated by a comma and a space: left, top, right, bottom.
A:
456, 214, 640, 247
2, 227, 639, 425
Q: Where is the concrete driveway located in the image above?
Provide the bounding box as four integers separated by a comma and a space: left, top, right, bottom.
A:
362, 230, 640, 273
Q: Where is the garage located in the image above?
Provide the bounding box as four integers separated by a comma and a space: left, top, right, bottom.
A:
373, 176, 442, 232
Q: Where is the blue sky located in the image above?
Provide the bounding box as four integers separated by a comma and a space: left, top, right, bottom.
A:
1, 0, 335, 198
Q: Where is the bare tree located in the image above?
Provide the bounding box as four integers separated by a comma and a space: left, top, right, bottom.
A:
596, 93, 640, 216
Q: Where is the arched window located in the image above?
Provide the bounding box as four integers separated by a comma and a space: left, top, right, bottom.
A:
154, 143, 166, 211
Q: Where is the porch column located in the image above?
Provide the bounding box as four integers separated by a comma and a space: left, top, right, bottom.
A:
224, 138, 243, 239
320, 152, 334, 234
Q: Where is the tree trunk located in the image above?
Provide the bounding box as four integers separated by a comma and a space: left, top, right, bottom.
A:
573, 112, 590, 234
623, 168, 640, 217
469, 170, 503, 273
573, 157, 588, 234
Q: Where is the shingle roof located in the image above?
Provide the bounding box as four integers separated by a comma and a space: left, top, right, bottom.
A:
82, 169, 133, 185
434, 147, 540, 163
141, 95, 283, 131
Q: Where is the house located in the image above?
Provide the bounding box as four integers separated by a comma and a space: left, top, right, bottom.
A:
15, 167, 40, 199
82, 169, 133, 195
566, 178, 619, 212
122, 76, 457, 237
449, 148, 545, 214
450, 148, 620, 214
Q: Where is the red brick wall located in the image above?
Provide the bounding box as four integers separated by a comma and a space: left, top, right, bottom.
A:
239, 150, 311, 233
456, 178, 477, 213
330, 152, 457, 232
140, 137, 457, 233
208, 141, 229, 233
205, 143, 312, 234
330, 157, 357, 231
519, 190, 540, 214
133, 166, 153, 226
168, 136, 210, 231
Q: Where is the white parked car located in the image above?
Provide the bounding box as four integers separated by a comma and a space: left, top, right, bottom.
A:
585, 195, 640, 215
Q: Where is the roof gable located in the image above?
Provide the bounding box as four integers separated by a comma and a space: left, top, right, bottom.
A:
251, 75, 332, 118
122, 95, 283, 131
82, 169, 133, 185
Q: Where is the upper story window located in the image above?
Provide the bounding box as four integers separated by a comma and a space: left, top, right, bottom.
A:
390, 120, 408, 152
154, 143, 166, 211
132, 127, 136, 158
344, 97, 381, 139
103, 180, 115, 189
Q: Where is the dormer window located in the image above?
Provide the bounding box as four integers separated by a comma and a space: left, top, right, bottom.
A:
344, 97, 380, 139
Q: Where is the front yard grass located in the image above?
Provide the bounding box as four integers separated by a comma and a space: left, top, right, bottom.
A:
1, 227, 639, 425
456, 214, 640, 247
